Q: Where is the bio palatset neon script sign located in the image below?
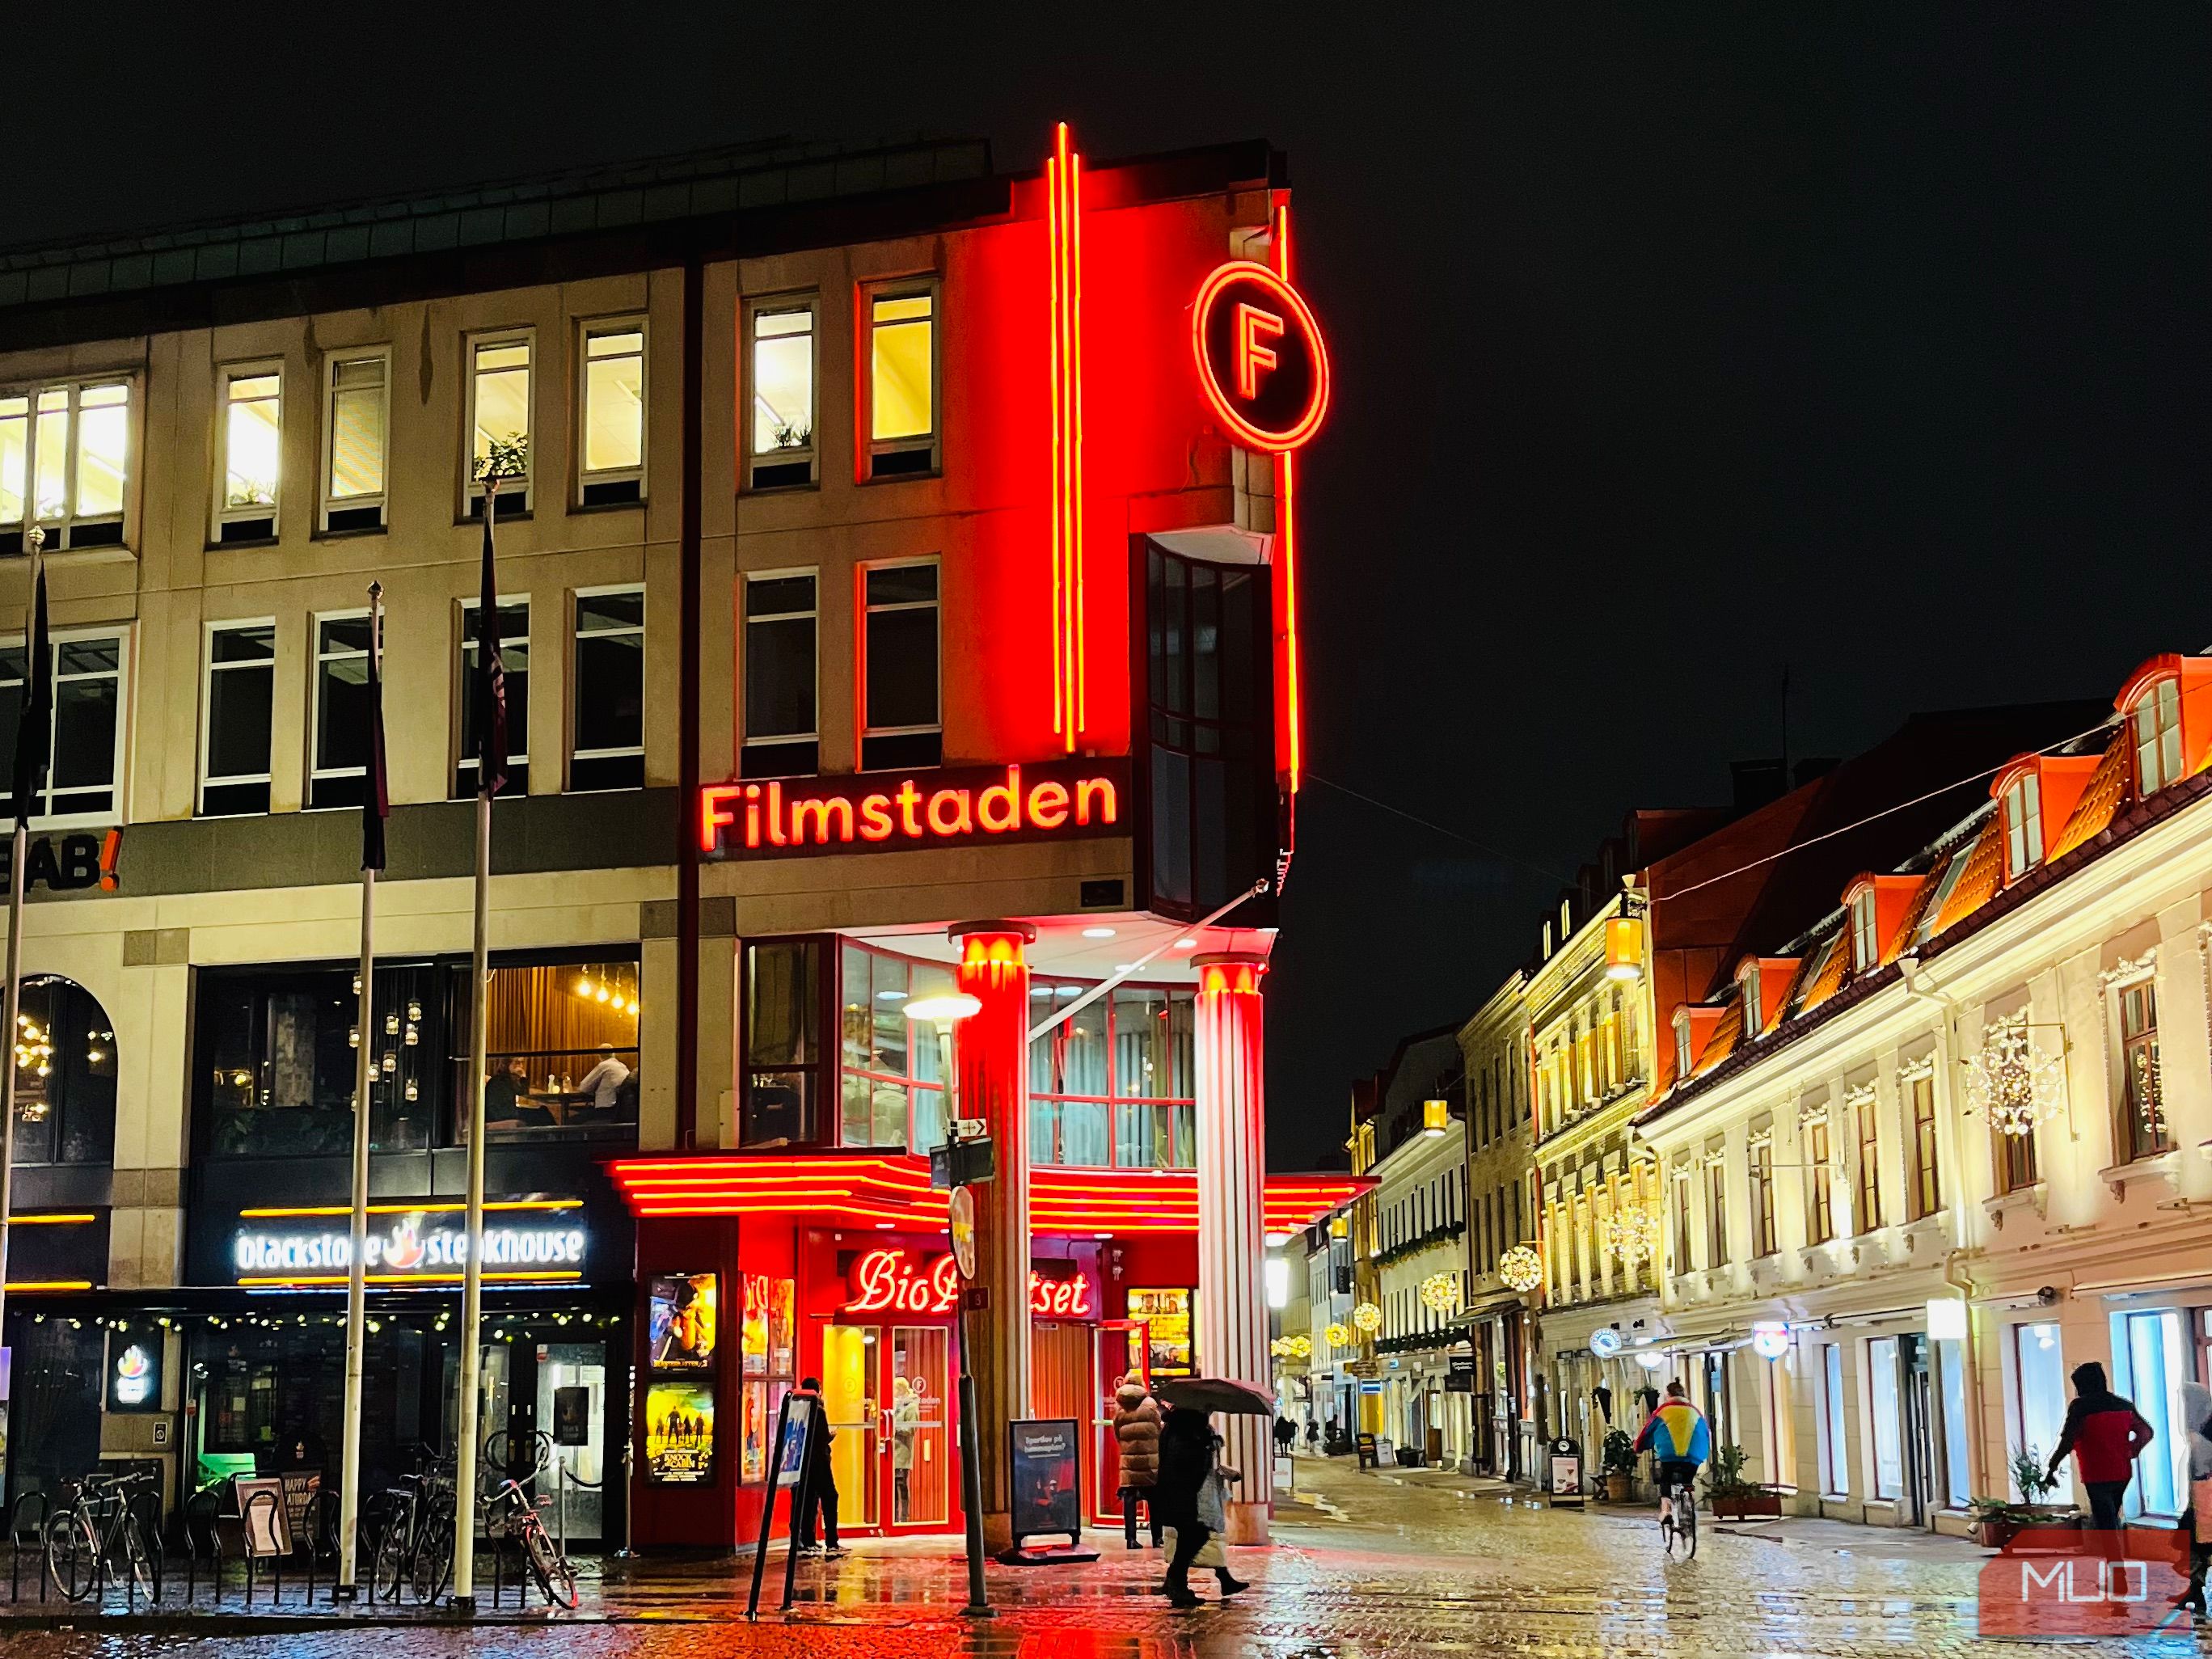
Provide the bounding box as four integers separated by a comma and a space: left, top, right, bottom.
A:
700, 759, 1126, 858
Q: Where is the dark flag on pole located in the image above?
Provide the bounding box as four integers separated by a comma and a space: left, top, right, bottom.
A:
362, 585, 388, 872
11, 559, 49, 829
474, 501, 509, 798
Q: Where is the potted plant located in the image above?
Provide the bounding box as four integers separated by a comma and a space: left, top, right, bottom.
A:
1602, 1429, 1638, 1502
1703, 1443, 1783, 1519
1969, 1447, 2077, 1547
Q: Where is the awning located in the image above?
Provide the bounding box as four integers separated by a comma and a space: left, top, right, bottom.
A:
606, 1152, 1370, 1235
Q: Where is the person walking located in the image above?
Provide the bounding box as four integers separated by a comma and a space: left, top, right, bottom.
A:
1155, 1408, 1248, 1607
2045, 1361, 2155, 1531
794, 1377, 844, 1558
1112, 1376, 1163, 1548
2177, 1380, 2212, 1619
1273, 1415, 1297, 1458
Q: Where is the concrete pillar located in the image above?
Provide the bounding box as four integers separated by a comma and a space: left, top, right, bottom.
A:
1194, 952, 1272, 1543
951, 920, 1032, 1551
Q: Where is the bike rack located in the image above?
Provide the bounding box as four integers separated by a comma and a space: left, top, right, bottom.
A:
182, 1488, 226, 1605
128, 1485, 164, 1609
302, 1489, 339, 1606
6, 1490, 50, 1603
243, 1491, 281, 1608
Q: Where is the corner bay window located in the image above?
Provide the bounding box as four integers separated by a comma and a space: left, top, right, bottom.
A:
0, 631, 127, 823
749, 302, 815, 489
0, 379, 130, 552
862, 562, 939, 770
572, 588, 644, 791
458, 599, 530, 797
742, 572, 816, 778
1030, 981, 1196, 1168
201, 622, 276, 816
839, 942, 953, 1150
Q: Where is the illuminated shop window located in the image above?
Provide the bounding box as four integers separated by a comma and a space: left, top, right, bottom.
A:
749, 302, 815, 489
321, 351, 389, 533
460, 957, 640, 1144
0, 629, 128, 824
201, 621, 276, 817
572, 587, 644, 792
578, 323, 645, 506
216, 364, 281, 542
867, 286, 937, 479
309, 612, 372, 809
466, 333, 533, 514
455, 598, 530, 799
838, 941, 954, 1150
0, 378, 130, 553
742, 572, 816, 779
1028, 981, 1197, 1169
861, 560, 939, 770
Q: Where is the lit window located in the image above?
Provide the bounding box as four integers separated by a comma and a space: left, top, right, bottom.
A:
1804, 1115, 1834, 1244
322, 352, 389, 533
466, 334, 533, 513
1704, 1154, 1729, 1266
1674, 1011, 1694, 1081
742, 572, 817, 779
1907, 1072, 1940, 1220
867, 287, 937, 478
310, 613, 373, 809
749, 302, 816, 489
455, 599, 530, 799
578, 324, 645, 506
1853, 1093, 1883, 1231
0, 631, 128, 823
1850, 888, 1880, 971
201, 622, 276, 817
0, 380, 132, 551
2133, 678, 2184, 794
572, 588, 644, 792
1741, 964, 1762, 1040
215, 365, 281, 542
2118, 977, 2166, 1162
2003, 774, 2043, 880
862, 562, 940, 770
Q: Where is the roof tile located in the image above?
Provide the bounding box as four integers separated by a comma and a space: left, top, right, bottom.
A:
2049, 730, 2130, 859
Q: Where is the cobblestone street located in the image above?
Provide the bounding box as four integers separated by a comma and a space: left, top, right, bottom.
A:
2, 1457, 2199, 1657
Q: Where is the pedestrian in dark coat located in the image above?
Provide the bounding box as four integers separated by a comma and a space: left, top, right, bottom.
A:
1154, 1408, 1248, 1606
2047, 1361, 2155, 1530
1112, 1377, 1163, 1548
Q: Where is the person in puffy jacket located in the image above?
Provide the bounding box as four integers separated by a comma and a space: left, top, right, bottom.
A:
1632, 1381, 1712, 1530
1112, 1377, 1163, 1548
2047, 1361, 2155, 1530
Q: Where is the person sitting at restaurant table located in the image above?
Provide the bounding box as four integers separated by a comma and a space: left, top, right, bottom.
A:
485, 1055, 555, 1129
577, 1045, 632, 1115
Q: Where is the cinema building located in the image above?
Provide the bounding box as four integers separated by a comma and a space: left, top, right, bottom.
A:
0, 129, 1355, 1551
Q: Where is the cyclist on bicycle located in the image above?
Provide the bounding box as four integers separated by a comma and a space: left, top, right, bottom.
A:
1632, 1380, 1711, 1530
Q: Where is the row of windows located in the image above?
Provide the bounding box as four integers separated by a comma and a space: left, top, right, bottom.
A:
1534, 986, 1642, 1139
1375, 1165, 1467, 1254
1, 285, 943, 554
741, 561, 941, 779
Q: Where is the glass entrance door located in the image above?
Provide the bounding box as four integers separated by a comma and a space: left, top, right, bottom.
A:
887, 1327, 949, 1529
821, 1325, 880, 1530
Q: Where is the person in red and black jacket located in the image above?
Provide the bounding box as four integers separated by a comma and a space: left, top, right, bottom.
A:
2046, 1361, 2155, 1530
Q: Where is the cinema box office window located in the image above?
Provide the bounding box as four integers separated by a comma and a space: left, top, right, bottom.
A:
179, 948, 641, 1544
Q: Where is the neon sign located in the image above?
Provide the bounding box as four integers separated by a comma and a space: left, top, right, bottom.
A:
842, 1247, 1095, 1319
1192, 260, 1330, 453
700, 760, 1125, 859
231, 1213, 588, 1283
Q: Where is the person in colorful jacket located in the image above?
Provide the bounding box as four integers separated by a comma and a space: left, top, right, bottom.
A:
2046, 1361, 2155, 1531
1631, 1380, 1712, 1528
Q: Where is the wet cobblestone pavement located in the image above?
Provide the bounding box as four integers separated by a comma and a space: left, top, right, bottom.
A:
2, 1457, 2201, 1655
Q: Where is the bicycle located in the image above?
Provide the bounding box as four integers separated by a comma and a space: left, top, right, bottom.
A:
371, 1447, 457, 1605
1659, 1472, 1699, 1560
45, 1469, 158, 1602
487, 1475, 577, 1608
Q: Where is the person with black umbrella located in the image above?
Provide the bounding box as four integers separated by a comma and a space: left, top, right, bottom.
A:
1154, 1406, 1248, 1607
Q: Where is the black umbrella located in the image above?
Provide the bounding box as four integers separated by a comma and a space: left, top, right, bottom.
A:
1156, 1378, 1276, 1416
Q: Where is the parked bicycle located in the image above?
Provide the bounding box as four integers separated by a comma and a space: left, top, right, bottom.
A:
45, 1469, 159, 1602
371, 1446, 457, 1605
487, 1474, 577, 1608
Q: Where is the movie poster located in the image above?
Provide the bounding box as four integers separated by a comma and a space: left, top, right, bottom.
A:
645, 1379, 716, 1484
649, 1273, 718, 1369
1127, 1287, 1194, 1377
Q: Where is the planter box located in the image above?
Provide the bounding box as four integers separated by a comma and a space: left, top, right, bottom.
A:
1710, 1491, 1784, 1520
1603, 1472, 1634, 1503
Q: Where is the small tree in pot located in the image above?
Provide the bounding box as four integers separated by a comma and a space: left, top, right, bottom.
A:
1968, 1446, 2076, 1549
1602, 1429, 1639, 1502
1703, 1443, 1783, 1519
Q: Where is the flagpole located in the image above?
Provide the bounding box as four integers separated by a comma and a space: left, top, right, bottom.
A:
336, 580, 382, 1600
0, 526, 41, 1357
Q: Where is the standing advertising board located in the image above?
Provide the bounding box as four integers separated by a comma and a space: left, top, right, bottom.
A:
1006, 1418, 1082, 1550
1548, 1436, 1585, 1508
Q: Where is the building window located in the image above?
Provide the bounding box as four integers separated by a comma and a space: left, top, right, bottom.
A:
1868, 1336, 1905, 1499
838, 942, 955, 1150
1740, 964, 1762, 1041
0, 379, 130, 552
1850, 888, 1879, 971
1024, 977, 1197, 1169
1747, 1138, 1776, 1257
1671, 1160, 1694, 1275
201, 622, 276, 817
1852, 1092, 1884, 1231
4, 975, 116, 1166
1703, 1155, 1728, 1268
466, 333, 533, 514
2015, 1322, 2066, 1480
1804, 1115, 1834, 1245
456, 599, 529, 798
466, 957, 640, 1143
862, 561, 939, 770
0, 631, 128, 824
749, 302, 816, 489
1822, 1345, 1850, 1496
215, 364, 281, 542
578, 323, 645, 506
742, 939, 820, 1147
2118, 977, 2167, 1161
310, 613, 372, 809
866, 286, 937, 478
2133, 678, 2184, 795
1906, 1071, 1940, 1220
1674, 1012, 1694, 1082
320, 352, 389, 533
1997, 1109, 2040, 1193
742, 572, 817, 778
2003, 774, 2043, 880
571, 588, 644, 792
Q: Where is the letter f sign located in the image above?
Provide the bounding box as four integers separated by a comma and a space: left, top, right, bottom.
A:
1235, 302, 1286, 399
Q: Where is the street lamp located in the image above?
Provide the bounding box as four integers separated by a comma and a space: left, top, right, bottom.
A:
905, 990, 991, 1619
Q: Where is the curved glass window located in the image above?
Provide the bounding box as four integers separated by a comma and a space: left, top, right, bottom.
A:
8, 975, 116, 1165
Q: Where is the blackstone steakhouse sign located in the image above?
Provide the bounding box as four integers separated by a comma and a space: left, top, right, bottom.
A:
232, 1211, 589, 1283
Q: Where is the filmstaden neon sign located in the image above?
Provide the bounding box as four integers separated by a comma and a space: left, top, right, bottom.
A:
699, 760, 1124, 858
842, 1247, 1095, 1319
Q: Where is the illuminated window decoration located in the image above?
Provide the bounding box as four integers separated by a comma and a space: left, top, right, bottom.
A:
1497, 1244, 1543, 1294
1419, 1273, 1462, 1316
1323, 1322, 1351, 1349
1964, 1011, 2066, 1138
1350, 1301, 1382, 1335
1602, 1201, 1664, 1265
1045, 120, 1088, 752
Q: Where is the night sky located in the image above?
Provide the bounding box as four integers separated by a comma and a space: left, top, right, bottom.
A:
17, 9, 2208, 1171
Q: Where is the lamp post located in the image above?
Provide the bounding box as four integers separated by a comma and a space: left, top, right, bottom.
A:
904, 992, 992, 1618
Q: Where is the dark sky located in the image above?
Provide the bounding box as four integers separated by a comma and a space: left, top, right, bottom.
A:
19, 7, 2209, 1171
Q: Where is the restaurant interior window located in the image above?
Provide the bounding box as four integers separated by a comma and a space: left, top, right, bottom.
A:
2015, 1321, 2066, 1485
743, 939, 819, 1147
572, 588, 644, 791
742, 572, 817, 778
749, 302, 815, 489
578, 323, 644, 506
1027, 981, 1195, 1168
466, 334, 533, 514
310, 613, 372, 808
0, 379, 129, 554
6, 976, 116, 1167
2118, 975, 2166, 1162
0, 631, 126, 824
321, 352, 388, 533
201, 622, 276, 817
456, 599, 530, 798
838, 942, 952, 1150
861, 561, 939, 770
2119, 1308, 2189, 1518
216, 363, 281, 541
867, 287, 937, 478
456, 957, 640, 1142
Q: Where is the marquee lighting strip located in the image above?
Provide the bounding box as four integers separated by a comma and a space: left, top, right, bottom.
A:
8, 1212, 96, 1225
239, 1200, 582, 1218
239, 1270, 585, 1289
1274, 201, 1302, 793
1046, 120, 1087, 752
5, 1280, 95, 1291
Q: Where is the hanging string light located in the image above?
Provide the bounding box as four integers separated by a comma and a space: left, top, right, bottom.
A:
1497, 1244, 1543, 1294
1965, 1011, 2066, 1137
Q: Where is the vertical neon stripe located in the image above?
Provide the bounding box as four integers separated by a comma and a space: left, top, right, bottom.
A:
1273, 202, 1302, 792
1046, 123, 1087, 754
1046, 133, 1065, 741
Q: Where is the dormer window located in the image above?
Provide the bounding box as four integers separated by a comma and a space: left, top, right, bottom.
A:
1739, 963, 1762, 1040
1850, 888, 1879, 972
2002, 772, 2043, 880
2133, 677, 2183, 793
1674, 1011, 1694, 1081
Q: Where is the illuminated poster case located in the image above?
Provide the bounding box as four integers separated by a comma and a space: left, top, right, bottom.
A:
646, 1272, 718, 1484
